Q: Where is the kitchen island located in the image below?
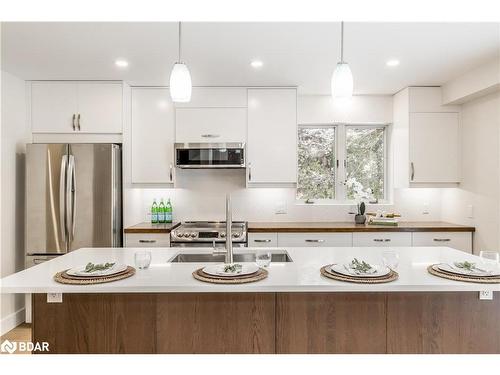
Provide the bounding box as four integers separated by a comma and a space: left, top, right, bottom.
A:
1, 247, 499, 354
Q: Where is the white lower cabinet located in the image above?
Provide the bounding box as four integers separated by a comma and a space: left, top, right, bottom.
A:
352, 232, 412, 247
411, 232, 472, 253
124, 233, 170, 247
248, 233, 278, 247
278, 233, 352, 247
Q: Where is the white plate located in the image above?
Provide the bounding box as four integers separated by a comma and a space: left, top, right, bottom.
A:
66, 263, 128, 277
437, 263, 500, 277
330, 263, 391, 278
203, 263, 260, 277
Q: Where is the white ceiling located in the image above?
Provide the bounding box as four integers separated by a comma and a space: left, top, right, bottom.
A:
1, 22, 499, 95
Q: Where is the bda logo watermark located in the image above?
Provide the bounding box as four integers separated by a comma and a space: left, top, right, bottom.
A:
1, 339, 50, 353
1, 340, 16, 354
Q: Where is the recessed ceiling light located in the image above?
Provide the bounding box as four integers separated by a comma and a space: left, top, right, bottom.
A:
386, 59, 400, 67
115, 59, 129, 68
250, 60, 263, 69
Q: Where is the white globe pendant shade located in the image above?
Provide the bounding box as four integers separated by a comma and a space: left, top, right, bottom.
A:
169, 62, 192, 103
331, 62, 353, 98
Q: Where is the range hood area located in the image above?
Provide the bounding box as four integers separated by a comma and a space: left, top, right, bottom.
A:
174, 142, 246, 169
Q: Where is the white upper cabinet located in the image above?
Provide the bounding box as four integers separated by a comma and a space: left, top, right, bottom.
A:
30, 81, 123, 134
175, 108, 247, 143
247, 88, 297, 186
131, 88, 175, 184
174, 87, 247, 108
75, 83, 123, 133
393, 87, 461, 187
31, 82, 79, 133
409, 112, 460, 183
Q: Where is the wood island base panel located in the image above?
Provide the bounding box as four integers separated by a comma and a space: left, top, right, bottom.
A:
33, 292, 500, 354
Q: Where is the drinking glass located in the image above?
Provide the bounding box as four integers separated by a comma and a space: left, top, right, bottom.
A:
135, 251, 152, 269
479, 251, 499, 265
256, 251, 272, 268
381, 250, 399, 271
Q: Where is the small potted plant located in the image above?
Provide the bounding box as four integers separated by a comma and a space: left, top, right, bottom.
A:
355, 201, 366, 224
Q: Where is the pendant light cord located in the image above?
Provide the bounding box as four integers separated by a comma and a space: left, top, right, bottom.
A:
340, 21, 344, 63
178, 22, 182, 63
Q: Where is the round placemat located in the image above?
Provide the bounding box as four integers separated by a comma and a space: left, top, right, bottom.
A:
193, 267, 268, 284
54, 266, 136, 285
427, 264, 500, 284
320, 264, 398, 284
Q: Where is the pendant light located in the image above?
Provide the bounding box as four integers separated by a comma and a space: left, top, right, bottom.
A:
331, 21, 353, 98
170, 22, 192, 103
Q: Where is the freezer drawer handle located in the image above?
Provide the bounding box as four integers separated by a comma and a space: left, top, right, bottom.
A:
305, 239, 325, 243
254, 239, 272, 243
138, 239, 157, 243
433, 238, 451, 242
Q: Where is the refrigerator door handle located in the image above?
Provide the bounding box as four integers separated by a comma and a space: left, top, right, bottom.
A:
67, 155, 76, 243
59, 155, 68, 245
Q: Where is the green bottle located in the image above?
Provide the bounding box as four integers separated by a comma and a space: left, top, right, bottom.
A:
158, 198, 166, 223
151, 199, 159, 224
165, 198, 173, 223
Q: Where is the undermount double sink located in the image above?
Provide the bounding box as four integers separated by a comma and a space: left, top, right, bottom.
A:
169, 250, 293, 263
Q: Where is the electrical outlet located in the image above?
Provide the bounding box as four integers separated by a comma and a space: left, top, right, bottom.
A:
467, 205, 474, 219
275, 201, 287, 215
47, 293, 63, 303
479, 290, 493, 300
422, 202, 429, 215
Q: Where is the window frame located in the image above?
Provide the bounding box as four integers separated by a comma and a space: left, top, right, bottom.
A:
296, 122, 390, 205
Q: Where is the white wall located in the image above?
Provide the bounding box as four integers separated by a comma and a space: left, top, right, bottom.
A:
441, 91, 500, 254
442, 58, 500, 105
124, 95, 442, 226
0, 70, 29, 334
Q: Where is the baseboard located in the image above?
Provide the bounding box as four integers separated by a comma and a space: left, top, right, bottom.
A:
0, 307, 26, 336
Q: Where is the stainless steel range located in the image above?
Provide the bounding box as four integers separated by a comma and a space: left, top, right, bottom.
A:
170, 221, 248, 248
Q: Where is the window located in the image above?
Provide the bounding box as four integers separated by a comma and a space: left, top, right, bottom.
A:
297, 124, 388, 203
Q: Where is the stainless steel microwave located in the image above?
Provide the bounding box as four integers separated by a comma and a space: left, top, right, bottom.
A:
174, 143, 246, 169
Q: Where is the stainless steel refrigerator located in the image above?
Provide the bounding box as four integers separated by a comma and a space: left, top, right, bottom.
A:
25, 143, 122, 267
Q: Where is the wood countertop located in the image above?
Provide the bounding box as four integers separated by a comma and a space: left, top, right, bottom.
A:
247, 221, 475, 233
124, 222, 180, 234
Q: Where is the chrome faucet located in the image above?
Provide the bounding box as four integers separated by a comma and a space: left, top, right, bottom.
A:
225, 194, 233, 264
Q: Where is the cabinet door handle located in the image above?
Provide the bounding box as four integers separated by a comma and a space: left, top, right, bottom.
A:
77, 113, 81, 131
410, 162, 415, 181
305, 239, 325, 243
248, 163, 252, 181
384, 239, 391, 242
373, 239, 384, 242
433, 238, 451, 242
72, 114, 76, 131
138, 239, 156, 243
169, 164, 173, 182
254, 239, 271, 243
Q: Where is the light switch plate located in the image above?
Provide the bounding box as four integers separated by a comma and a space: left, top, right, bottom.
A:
275, 201, 287, 215
479, 290, 493, 300
467, 205, 474, 219
47, 293, 63, 303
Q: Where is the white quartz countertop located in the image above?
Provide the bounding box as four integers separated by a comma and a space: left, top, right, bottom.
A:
1, 247, 499, 293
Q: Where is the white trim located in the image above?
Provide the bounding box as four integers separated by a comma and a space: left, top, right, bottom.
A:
0, 307, 26, 336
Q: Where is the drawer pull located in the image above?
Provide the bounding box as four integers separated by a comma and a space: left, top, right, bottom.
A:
254, 239, 272, 243
373, 239, 384, 242
305, 239, 325, 243
433, 238, 451, 242
384, 239, 391, 242
138, 239, 157, 243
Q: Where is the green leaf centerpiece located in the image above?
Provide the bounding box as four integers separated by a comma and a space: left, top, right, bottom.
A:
349, 258, 374, 274
84, 262, 115, 273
